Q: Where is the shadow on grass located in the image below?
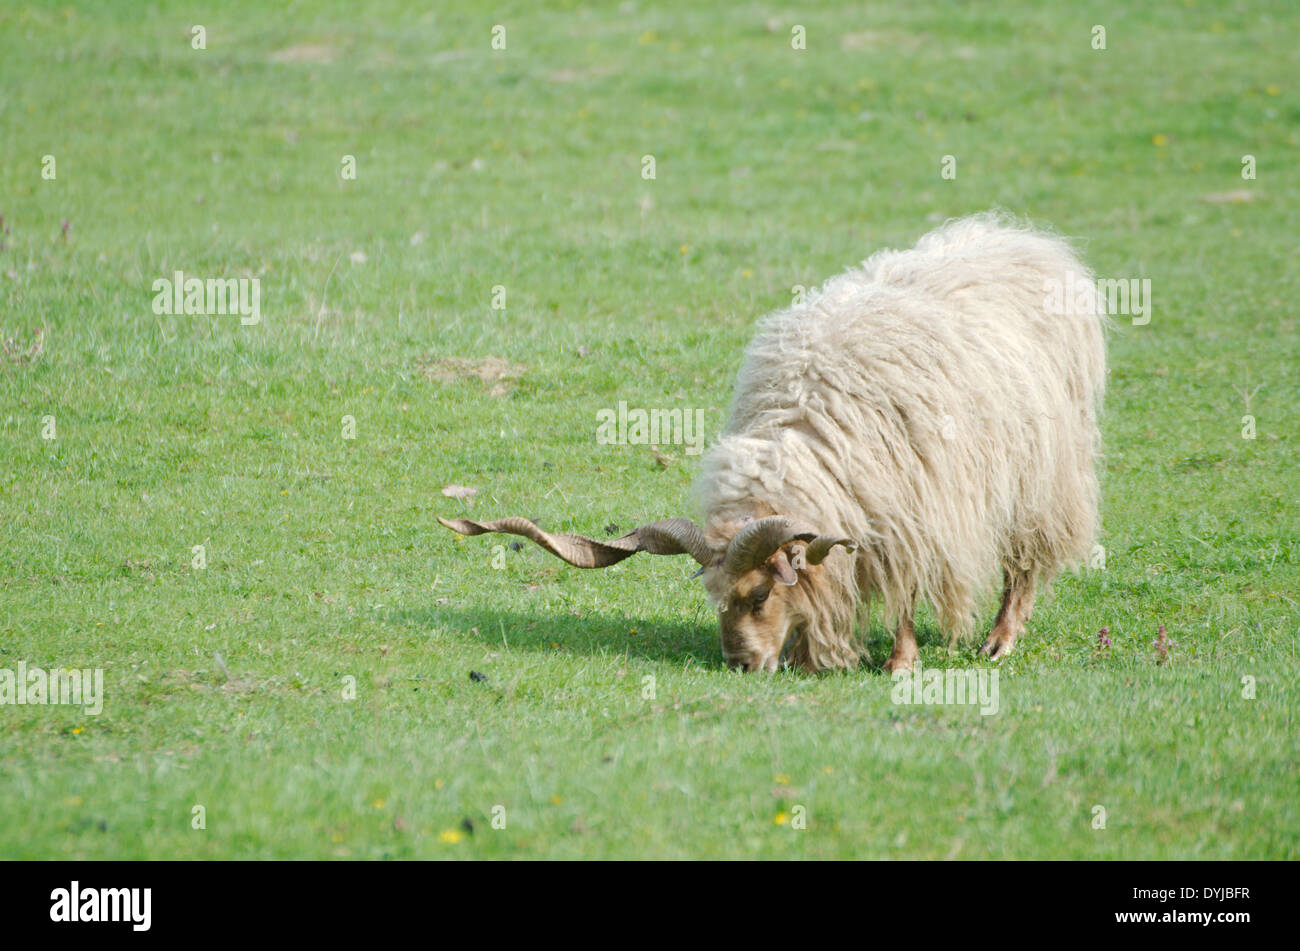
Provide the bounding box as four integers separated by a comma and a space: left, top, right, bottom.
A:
387, 603, 721, 667
389, 602, 949, 675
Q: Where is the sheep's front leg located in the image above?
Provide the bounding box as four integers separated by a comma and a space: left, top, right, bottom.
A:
882, 608, 918, 672
980, 570, 1037, 660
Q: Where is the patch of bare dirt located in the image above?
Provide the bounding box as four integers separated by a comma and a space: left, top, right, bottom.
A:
269, 44, 335, 64
416, 355, 527, 397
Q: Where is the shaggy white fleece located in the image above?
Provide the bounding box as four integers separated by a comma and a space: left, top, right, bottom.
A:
697, 213, 1108, 667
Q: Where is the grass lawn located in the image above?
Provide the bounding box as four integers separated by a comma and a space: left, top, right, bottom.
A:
1, 0, 1297, 859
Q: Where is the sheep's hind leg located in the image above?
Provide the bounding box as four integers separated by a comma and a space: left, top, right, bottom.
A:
980, 570, 1036, 660
882, 606, 918, 672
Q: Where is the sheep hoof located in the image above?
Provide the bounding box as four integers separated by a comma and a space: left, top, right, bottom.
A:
882, 651, 918, 673
979, 631, 1017, 661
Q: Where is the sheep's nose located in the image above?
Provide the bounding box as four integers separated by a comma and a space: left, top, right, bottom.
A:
724, 653, 768, 672
723, 652, 751, 671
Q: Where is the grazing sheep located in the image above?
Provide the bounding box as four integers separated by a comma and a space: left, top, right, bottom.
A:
440, 213, 1107, 672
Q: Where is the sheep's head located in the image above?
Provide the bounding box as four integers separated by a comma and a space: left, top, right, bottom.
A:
437, 513, 855, 672
700, 515, 856, 670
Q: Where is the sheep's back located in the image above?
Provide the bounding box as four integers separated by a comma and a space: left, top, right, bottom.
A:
701, 215, 1107, 620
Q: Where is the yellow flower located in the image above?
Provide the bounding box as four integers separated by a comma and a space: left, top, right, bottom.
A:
638, 31, 658, 45
1266, 84, 1280, 96
1152, 134, 1169, 147
438, 829, 464, 844
434, 778, 444, 789
72, 727, 83, 734
679, 244, 690, 256
774, 812, 790, 826
372, 798, 386, 809
774, 774, 791, 784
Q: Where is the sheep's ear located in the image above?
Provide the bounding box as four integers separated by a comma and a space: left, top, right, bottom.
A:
768, 550, 798, 586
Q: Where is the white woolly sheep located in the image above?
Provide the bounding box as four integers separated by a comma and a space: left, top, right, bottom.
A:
440, 213, 1108, 672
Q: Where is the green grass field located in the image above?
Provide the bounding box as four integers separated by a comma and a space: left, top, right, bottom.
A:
1, 1, 1297, 859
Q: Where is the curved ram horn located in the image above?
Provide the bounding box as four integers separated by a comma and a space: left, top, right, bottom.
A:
722, 516, 818, 576
801, 534, 857, 566
437, 515, 713, 568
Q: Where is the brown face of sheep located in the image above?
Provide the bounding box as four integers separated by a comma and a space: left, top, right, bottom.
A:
437, 514, 855, 671
708, 551, 803, 672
